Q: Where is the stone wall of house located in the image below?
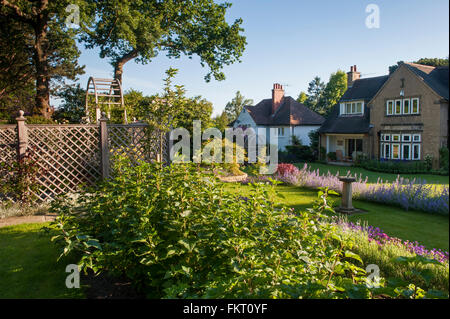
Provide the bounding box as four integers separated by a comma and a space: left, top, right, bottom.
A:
369, 64, 445, 168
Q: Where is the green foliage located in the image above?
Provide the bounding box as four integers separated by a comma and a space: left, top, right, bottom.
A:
304, 76, 325, 114
49, 157, 441, 298
53, 84, 86, 123
212, 111, 230, 132
340, 226, 449, 292
1, 0, 89, 117
327, 152, 337, 161
81, 0, 247, 83
389, 57, 449, 74
300, 71, 347, 116
0, 147, 42, 205
25, 115, 57, 124
321, 70, 347, 116
0, 17, 35, 119
356, 159, 441, 175
224, 91, 253, 122
296, 91, 308, 104
439, 147, 449, 173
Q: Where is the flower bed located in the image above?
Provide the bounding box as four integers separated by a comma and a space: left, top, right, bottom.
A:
339, 221, 449, 264
264, 163, 449, 215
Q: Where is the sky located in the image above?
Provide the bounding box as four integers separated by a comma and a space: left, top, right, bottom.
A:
62, 0, 449, 116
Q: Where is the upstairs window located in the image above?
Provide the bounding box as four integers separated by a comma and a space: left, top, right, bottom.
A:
395, 100, 402, 115
386, 97, 420, 116
403, 99, 410, 114
278, 127, 285, 136
387, 100, 394, 115
412, 98, 420, 114
341, 101, 364, 115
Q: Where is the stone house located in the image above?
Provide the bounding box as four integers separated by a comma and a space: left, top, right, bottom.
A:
231, 83, 325, 151
319, 63, 449, 167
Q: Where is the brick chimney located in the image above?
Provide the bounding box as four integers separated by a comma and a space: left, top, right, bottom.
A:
347, 65, 361, 88
272, 83, 284, 114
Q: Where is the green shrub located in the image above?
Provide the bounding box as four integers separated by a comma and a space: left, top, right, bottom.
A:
327, 152, 337, 161
48, 157, 447, 299
439, 147, 449, 173
357, 159, 443, 175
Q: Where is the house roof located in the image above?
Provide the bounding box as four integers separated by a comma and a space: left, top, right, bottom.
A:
404, 63, 449, 100
318, 104, 371, 134
340, 75, 389, 102
244, 96, 325, 126
318, 75, 388, 134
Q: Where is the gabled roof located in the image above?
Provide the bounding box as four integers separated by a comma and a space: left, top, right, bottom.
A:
319, 74, 389, 135
244, 96, 325, 126
318, 104, 371, 134
340, 75, 389, 102
404, 63, 449, 100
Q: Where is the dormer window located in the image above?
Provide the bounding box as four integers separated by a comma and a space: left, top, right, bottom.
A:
340, 101, 363, 115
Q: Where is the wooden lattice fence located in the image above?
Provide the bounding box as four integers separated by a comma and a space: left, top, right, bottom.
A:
0, 113, 168, 203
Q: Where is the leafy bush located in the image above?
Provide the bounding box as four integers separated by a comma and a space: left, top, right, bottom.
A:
356, 159, 442, 175
48, 157, 444, 299
439, 147, 449, 174
0, 146, 42, 205
327, 152, 337, 161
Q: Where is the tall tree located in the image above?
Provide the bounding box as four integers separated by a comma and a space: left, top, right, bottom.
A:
389, 57, 449, 74
0, 0, 91, 118
321, 70, 347, 115
224, 91, 253, 122
296, 91, 307, 104
81, 0, 247, 86
53, 84, 86, 123
0, 17, 35, 119
304, 76, 325, 113
212, 111, 230, 132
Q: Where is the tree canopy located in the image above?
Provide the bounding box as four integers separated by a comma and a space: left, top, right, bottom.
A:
0, 0, 90, 118
80, 0, 247, 85
389, 57, 449, 74
224, 91, 253, 122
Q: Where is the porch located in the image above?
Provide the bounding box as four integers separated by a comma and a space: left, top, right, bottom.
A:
323, 134, 367, 163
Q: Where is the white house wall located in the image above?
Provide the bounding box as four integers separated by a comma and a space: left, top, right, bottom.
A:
293, 126, 320, 147
232, 109, 321, 151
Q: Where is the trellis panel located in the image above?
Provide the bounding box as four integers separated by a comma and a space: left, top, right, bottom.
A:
27, 125, 101, 201
0, 125, 18, 201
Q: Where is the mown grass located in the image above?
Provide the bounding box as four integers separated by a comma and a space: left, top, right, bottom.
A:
294, 162, 449, 185
224, 183, 449, 251
0, 223, 85, 298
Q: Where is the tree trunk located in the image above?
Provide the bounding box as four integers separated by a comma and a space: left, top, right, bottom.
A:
33, 16, 52, 118
113, 49, 139, 85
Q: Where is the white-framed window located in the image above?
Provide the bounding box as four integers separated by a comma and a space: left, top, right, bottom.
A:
278, 127, 285, 136
381, 143, 391, 159
402, 144, 411, 160
394, 100, 402, 115
392, 134, 400, 142
386, 100, 394, 115
413, 134, 421, 142
392, 144, 400, 159
411, 98, 420, 114
412, 144, 421, 160
402, 134, 411, 142
341, 101, 364, 115
384, 134, 391, 142
403, 99, 411, 114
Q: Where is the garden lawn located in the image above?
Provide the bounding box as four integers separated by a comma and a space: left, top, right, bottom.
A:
0, 222, 85, 298
224, 183, 449, 251
295, 162, 449, 185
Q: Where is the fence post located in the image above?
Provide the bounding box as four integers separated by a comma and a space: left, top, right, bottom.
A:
99, 112, 110, 179
16, 110, 28, 160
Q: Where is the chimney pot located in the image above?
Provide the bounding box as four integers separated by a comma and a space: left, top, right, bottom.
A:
272, 83, 284, 114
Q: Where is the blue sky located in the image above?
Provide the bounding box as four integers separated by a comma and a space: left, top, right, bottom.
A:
66, 0, 449, 116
